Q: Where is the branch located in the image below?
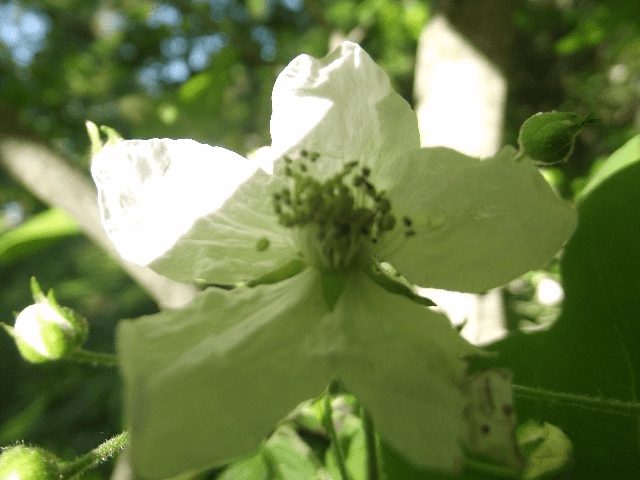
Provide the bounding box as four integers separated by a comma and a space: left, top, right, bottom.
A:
0, 104, 196, 309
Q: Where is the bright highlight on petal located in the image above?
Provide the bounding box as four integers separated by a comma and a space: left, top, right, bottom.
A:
91, 139, 257, 266
271, 42, 420, 179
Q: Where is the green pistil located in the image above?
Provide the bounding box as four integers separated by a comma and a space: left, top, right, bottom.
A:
273, 152, 414, 269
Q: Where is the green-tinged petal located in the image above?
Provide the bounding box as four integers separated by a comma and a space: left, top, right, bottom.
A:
378, 146, 577, 292
149, 169, 300, 284
91, 139, 258, 266
331, 271, 481, 473
118, 269, 335, 479
270, 41, 420, 179
119, 266, 481, 478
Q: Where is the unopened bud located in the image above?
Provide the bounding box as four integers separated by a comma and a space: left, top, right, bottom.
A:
2, 278, 87, 363
0, 445, 61, 480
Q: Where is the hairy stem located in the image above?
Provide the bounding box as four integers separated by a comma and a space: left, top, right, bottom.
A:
68, 348, 118, 367
60, 431, 129, 479
512, 384, 640, 417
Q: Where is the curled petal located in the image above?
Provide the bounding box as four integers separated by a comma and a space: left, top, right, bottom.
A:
270, 41, 420, 178
91, 139, 257, 266
378, 146, 577, 292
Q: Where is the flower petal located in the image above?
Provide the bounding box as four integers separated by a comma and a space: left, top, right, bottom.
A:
91, 139, 257, 266
270, 41, 420, 178
331, 271, 479, 473
379, 146, 577, 292
118, 269, 335, 479
149, 169, 300, 284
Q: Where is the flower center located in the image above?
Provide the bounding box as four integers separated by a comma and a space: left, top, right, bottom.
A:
272, 151, 414, 271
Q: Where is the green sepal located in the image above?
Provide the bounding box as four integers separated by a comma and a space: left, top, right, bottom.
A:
518, 111, 595, 164
85, 121, 102, 156
517, 420, 573, 479
364, 258, 435, 307
99, 124, 124, 146
246, 258, 307, 287
320, 271, 348, 310
29, 276, 46, 303
31, 277, 89, 346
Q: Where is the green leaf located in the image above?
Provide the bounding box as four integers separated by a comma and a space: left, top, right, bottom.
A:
218, 453, 268, 480
577, 134, 640, 202
0, 208, 79, 266
480, 154, 640, 475
517, 111, 593, 164
263, 425, 324, 479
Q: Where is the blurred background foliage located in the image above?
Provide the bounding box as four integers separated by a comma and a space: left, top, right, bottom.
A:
0, 0, 639, 478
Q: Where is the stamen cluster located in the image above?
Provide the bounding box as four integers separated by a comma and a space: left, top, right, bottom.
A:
272, 151, 413, 269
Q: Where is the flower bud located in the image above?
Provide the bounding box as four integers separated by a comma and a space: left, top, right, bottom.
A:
0, 445, 61, 480
2, 277, 87, 363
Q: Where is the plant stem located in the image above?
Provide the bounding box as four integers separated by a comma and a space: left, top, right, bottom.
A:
67, 348, 118, 366
512, 384, 640, 417
361, 406, 380, 480
324, 393, 351, 480
60, 431, 129, 479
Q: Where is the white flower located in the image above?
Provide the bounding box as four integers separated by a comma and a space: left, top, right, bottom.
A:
92, 42, 576, 478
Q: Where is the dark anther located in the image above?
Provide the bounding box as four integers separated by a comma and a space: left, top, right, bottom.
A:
405, 229, 416, 237
377, 198, 391, 213
309, 152, 320, 162
364, 181, 376, 195
300, 163, 308, 172
362, 167, 371, 177
502, 404, 513, 416
285, 166, 293, 177
403, 216, 412, 227
336, 222, 351, 235
273, 193, 281, 200
381, 215, 396, 231
481, 424, 490, 435
353, 176, 364, 187
284, 156, 292, 164
300, 149, 308, 157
